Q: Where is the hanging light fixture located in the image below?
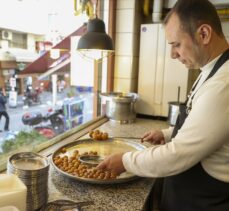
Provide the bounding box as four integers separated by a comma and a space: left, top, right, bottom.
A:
76, 0, 114, 60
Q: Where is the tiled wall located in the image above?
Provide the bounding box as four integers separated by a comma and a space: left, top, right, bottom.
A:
113, 0, 141, 93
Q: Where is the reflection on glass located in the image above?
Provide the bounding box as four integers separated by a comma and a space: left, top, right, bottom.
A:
0, 1, 107, 171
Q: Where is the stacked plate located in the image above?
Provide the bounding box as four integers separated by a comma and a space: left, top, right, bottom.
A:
7, 152, 49, 211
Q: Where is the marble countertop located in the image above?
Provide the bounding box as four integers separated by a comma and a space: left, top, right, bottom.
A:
47, 118, 168, 211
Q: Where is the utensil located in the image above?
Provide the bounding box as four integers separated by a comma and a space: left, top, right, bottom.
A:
167, 86, 181, 126
79, 136, 144, 166
78, 155, 104, 166
100, 92, 138, 124
110, 136, 141, 140
40, 199, 94, 211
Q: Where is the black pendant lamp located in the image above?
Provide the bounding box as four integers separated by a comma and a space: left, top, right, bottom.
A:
77, 18, 114, 52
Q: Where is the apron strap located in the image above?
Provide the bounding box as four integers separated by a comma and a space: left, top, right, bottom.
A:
171, 48, 229, 138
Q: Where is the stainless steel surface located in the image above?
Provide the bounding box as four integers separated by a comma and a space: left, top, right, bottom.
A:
100, 92, 138, 124
7, 152, 49, 211
168, 101, 180, 126
111, 136, 141, 140
8, 151, 49, 171
51, 138, 146, 184
79, 155, 104, 166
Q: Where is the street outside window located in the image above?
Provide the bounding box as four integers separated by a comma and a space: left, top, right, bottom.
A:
0, 0, 109, 171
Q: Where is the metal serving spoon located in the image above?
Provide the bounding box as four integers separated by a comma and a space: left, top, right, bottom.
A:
79, 155, 105, 166
40, 199, 94, 211
110, 136, 142, 140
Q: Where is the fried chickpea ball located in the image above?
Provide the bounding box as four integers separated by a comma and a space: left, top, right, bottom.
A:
54, 150, 119, 180
74, 162, 80, 168
96, 133, 103, 140
61, 147, 67, 154
89, 130, 94, 138
104, 171, 111, 179
69, 157, 75, 162
71, 159, 76, 164
99, 132, 103, 137
82, 151, 89, 156
102, 132, 108, 140
89, 151, 95, 155
92, 133, 98, 140
91, 169, 97, 174
98, 173, 105, 180
63, 155, 68, 161
68, 168, 74, 173
94, 130, 100, 134
78, 164, 85, 170
54, 159, 62, 165
64, 167, 69, 171
88, 173, 93, 179
54, 156, 60, 160
92, 151, 98, 155
74, 169, 79, 174
73, 150, 79, 157
91, 130, 109, 141
110, 172, 117, 179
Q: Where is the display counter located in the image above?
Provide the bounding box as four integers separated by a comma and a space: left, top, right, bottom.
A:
47, 118, 168, 210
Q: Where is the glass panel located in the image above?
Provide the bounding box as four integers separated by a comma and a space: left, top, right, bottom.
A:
0, 0, 109, 171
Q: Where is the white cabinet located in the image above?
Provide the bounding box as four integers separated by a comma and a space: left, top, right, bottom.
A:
137, 24, 189, 117
162, 36, 189, 115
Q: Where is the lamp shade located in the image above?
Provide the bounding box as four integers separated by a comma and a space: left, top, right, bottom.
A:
77, 18, 114, 51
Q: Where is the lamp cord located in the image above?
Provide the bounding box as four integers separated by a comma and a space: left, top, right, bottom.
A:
91, 0, 98, 18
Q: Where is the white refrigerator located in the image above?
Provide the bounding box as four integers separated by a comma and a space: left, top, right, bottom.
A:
136, 24, 189, 117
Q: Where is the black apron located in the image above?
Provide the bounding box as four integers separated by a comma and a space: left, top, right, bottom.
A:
161, 49, 229, 211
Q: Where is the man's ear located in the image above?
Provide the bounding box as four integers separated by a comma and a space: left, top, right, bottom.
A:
196, 24, 212, 44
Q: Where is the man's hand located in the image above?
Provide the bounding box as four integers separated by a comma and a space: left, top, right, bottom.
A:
141, 129, 165, 145
96, 152, 126, 176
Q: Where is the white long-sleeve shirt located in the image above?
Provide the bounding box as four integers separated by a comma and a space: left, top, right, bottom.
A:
123, 57, 229, 183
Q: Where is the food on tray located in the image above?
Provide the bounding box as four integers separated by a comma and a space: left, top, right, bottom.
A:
81, 151, 98, 156
53, 151, 118, 180
60, 147, 67, 154
89, 130, 109, 141
52, 138, 146, 184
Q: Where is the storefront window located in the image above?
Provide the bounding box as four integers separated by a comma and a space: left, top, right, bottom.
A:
0, 0, 110, 171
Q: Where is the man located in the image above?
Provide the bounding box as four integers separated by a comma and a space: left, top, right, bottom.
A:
0, 87, 9, 132
57, 78, 66, 93
97, 0, 229, 210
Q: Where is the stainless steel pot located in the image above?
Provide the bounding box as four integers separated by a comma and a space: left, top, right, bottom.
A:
100, 92, 138, 124
168, 101, 180, 126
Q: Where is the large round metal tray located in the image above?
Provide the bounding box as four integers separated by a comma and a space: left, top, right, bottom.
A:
51, 138, 146, 184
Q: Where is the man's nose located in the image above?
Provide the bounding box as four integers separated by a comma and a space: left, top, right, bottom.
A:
171, 49, 179, 59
